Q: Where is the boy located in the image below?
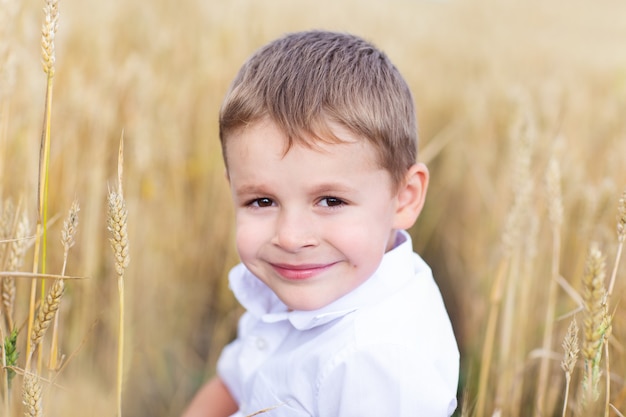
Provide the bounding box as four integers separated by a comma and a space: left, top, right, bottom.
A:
182, 30, 459, 417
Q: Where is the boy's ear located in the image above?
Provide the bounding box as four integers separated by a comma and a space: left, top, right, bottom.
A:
392, 163, 429, 230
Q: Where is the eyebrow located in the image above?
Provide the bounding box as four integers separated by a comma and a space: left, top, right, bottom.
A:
234, 182, 355, 196
233, 183, 272, 196
306, 182, 355, 195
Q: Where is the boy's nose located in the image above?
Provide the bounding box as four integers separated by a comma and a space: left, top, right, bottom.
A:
272, 209, 318, 252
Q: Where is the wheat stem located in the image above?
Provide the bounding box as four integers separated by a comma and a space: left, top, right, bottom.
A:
605, 337, 611, 417
108, 134, 129, 417
0, 272, 86, 279
561, 354, 572, 417
246, 404, 283, 416
0, 325, 9, 417
561, 319, 579, 417
476, 257, 509, 417
26, 230, 41, 371
608, 190, 626, 296
537, 156, 563, 414
611, 404, 626, 417
27, 0, 60, 372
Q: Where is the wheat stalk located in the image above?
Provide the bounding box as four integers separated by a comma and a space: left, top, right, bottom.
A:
477, 102, 535, 415
608, 189, 626, 296
246, 404, 283, 416
107, 134, 129, 417
0, 272, 86, 280
536, 156, 564, 414
475, 258, 509, 417
611, 404, 626, 417
27, 0, 61, 368
2, 280, 17, 332
601, 190, 626, 415
561, 319, 579, 417
495, 97, 536, 414
22, 373, 43, 417
603, 303, 613, 417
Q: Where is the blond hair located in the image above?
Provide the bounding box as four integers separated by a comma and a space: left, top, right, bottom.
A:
219, 30, 418, 189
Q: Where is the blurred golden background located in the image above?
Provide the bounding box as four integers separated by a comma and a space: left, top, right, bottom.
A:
2, 0, 626, 415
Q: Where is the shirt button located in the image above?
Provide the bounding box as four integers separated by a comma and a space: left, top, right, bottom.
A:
256, 337, 268, 350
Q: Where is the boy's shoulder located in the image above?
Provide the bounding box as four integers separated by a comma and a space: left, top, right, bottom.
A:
311, 260, 459, 416
347, 256, 456, 354
308, 249, 457, 370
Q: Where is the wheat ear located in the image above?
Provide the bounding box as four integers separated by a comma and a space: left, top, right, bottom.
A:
581, 244, 607, 406
1, 326, 18, 415
0, 199, 15, 238
49, 200, 79, 371
41, 0, 59, 78
107, 134, 129, 417
60, 200, 79, 273
22, 373, 43, 417
561, 319, 579, 417
602, 189, 626, 415
607, 189, 626, 296
2, 211, 30, 331
29, 278, 65, 363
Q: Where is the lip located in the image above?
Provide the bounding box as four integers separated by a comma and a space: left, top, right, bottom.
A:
270, 262, 337, 281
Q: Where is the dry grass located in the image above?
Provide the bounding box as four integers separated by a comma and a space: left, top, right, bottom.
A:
1, 0, 626, 416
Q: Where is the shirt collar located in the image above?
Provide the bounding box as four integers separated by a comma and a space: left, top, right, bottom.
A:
228, 230, 421, 330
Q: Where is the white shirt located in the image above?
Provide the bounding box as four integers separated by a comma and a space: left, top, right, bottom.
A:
218, 230, 459, 416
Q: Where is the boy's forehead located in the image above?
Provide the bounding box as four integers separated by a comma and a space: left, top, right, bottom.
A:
230, 117, 368, 147
224, 118, 399, 196
225, 118, 376, 160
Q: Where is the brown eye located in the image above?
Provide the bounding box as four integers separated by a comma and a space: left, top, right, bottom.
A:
319, 197, 345, 207
251, 197, 274, 207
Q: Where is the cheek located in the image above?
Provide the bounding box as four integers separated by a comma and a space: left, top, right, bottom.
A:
234, 214, 270, 259
331, 224, 388, 267
333, 207, 395, 249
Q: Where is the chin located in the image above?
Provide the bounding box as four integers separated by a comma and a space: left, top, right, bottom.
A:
281, 291, 346, 312
285, 300, 326, 312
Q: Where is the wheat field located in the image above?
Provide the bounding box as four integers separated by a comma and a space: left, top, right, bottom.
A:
1, 0, 626, 416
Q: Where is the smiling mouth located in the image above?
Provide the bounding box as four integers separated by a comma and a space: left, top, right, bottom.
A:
270, 262, 337, 281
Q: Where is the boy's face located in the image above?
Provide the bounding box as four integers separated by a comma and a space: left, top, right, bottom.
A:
225, 119, 410, 311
